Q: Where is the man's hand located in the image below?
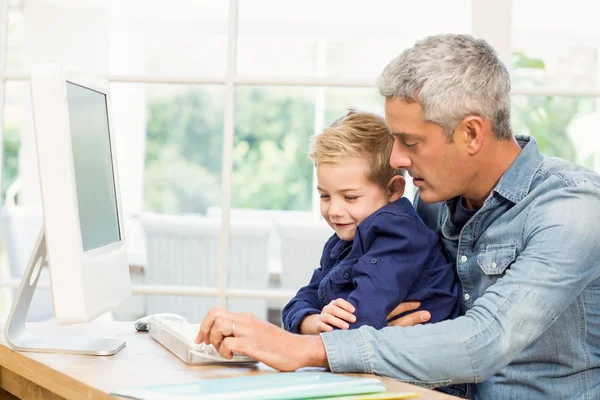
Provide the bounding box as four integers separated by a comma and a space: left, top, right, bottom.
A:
317, 298, 356, 332
195, 307, 329, 371
386, 301, 431, 327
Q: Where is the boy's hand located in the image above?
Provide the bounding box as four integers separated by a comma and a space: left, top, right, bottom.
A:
316, 298, 357, 332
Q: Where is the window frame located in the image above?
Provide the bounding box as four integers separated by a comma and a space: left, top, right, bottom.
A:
1, 0, 599, 304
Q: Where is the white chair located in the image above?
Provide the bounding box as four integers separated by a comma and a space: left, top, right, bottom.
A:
274, 219, 334, 292
140, 213, 272, 322
1, 206, 53, 321
205, 207, 315, 275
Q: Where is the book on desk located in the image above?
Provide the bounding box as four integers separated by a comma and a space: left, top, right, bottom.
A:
110, 371, 420, 400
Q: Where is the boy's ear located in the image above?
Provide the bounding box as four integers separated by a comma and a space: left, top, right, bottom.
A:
387, 175, 405, 202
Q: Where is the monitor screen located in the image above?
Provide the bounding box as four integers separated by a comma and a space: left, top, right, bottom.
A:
66, 82, 121, 252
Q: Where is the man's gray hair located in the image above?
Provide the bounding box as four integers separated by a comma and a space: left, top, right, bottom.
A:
377, 34, 512, 140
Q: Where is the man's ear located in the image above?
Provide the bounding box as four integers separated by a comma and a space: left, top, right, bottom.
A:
387, 175, 406, 202
457, 116, 485, 155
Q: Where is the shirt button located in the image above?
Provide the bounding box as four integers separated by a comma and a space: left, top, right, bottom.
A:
491, 262, 497, 269
464, 293, 471, 301
343, 272, 350, 279
460, 255, 468, 263
371, 258, 378, 264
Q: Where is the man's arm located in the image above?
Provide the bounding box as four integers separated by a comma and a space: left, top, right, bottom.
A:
322, 183, 600, 384
196, 307, 329, 371
195, 302, 432, 371
197, 185, 600, 380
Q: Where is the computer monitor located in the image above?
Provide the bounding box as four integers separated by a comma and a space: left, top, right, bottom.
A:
4, 64, 132, 355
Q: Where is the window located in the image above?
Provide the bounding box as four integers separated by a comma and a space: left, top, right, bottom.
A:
237, 0, 472, 79
512, 0, 600, 89
512, 0, 600, 174
1, 0, 476, 323
138, 83, 225, 214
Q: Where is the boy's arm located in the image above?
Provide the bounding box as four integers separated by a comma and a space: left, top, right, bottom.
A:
282, 234, 338, 334
345, 214, 437, 330
281, 268, 325, 334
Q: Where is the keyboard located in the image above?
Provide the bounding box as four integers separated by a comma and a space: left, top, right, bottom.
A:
149, 316, 258, 365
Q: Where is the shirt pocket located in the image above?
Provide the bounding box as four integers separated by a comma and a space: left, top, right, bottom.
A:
477, 242, 517, 275
326, 259, 358, 299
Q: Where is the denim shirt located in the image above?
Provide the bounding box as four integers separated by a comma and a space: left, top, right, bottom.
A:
282, 197, 461, 333
320, 136, 600, 399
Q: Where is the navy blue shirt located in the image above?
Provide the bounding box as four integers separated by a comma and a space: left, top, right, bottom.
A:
282, 197, 461, 333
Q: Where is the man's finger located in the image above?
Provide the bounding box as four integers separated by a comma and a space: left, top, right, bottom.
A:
388, 310, 431, 328
386, 301, 420, 320
209, 317, 230, 350
198, 307, 236, 344
219, 337, 238, 359
197, 314, 216, 345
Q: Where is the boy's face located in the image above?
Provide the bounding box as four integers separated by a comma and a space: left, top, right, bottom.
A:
317, 159, 390, 241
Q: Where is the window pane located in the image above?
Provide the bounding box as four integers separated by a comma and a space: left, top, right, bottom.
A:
140, 84, 224, 214
512, 0, 600, 88
227, 86, 320, 322
6, 8, 24, 70
237, 0, 472, 78
135, 83, 225, 322
324, 87, 384, 124
2, 81, 27, 200
114, 0, 229, 76
13, 0, 227, 76
231, 86, 316, 212
512, 95, 600, 172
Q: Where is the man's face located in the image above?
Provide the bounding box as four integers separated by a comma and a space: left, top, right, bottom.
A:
385, 97, 469, 204
316, 159, 389, 241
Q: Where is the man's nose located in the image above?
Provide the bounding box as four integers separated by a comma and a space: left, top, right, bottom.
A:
390, 145, 412, 169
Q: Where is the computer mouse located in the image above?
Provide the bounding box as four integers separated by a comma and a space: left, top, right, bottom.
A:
134, 313, 187, 331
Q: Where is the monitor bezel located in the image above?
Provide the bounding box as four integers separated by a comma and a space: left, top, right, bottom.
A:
30, 64, 131, 323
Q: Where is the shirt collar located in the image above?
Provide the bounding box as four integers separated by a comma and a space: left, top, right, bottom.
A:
492, 135, 544, 204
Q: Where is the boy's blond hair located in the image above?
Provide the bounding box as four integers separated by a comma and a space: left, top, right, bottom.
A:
309, 110, 400, 188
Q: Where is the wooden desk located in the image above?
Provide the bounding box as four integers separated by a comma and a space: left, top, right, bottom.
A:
0, 320, 456, 399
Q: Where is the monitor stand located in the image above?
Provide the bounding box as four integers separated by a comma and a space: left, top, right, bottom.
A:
4, 225, 126, 355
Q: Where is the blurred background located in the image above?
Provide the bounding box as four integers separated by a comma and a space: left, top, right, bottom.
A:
1, 0, 599, 325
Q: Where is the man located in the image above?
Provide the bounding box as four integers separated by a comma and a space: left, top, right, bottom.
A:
196, 34, 600, 399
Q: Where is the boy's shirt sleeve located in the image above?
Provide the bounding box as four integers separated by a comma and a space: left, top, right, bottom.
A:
346, 213, 435, 330
281, 234, 338, 333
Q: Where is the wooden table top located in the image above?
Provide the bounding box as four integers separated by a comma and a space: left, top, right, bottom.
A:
0, 320, 456, 399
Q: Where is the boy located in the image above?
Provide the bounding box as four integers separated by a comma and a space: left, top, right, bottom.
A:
282, 110, 461, 334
